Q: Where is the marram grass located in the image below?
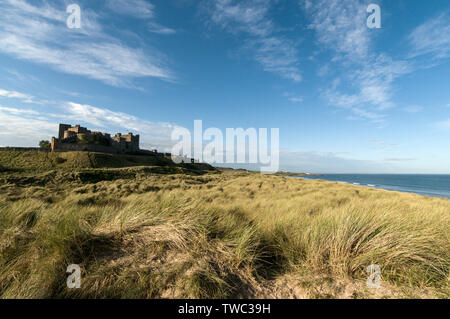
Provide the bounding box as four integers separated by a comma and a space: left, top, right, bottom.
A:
0, 169, 449, 298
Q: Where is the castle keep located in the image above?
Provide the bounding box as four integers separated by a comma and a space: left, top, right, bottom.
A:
51, 124, 140, 154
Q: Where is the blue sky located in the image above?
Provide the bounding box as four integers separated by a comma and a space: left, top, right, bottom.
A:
0, 0, 449, 173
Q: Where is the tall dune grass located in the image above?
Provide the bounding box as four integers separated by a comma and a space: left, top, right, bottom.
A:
0, 171, 449, 298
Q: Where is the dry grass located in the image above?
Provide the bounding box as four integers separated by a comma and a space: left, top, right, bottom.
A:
0, 169, 449, 299
0, 150, 213, 172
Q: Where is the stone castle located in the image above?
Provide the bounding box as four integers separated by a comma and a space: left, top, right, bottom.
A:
51, 124, 140, 154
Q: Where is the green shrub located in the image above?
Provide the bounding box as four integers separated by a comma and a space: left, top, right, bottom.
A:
39, 140, 51, 149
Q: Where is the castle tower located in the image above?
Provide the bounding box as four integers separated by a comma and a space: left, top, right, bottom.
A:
58, 124, 71, 140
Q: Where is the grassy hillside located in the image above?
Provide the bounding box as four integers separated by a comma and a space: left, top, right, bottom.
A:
0, 167, 448, 299
0, 150, 213, 171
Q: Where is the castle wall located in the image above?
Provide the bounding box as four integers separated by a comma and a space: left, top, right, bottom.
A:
52, 138, 119, 154
63, 131, 77, 139
111, 133, 140, 153
0, 147, 44, 152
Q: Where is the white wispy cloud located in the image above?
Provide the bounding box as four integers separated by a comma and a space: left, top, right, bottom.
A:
215, 148, 425, 173
282, 92, 303, 103
63, 102, 175, 132
317, 64, 330, 77
0, 105, 38, 115
0, 87, 56, 105
107, 1, 176, 35
303, 0, 370, 62
205, 0, 301, 82
403, 105, 424, 113
4, 0, 67, 22
148, 21, 176, 35
3, 68, 40, 83
0, 89, 33, 101
408, 13, 450, 60
347, 108, 386, 125
302, 0, 412, 124
277, 149, 400, 174
384, 158, 415, 162
0, 106, 58, 146
0, 0, 173, 87
288, 97, 304, 103
370, 139, 400, 151
325, 55, 411, 117
106, 0, 155, 19
434, 119, 450, 131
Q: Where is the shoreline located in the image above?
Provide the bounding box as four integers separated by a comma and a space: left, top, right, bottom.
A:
290, 175, 450, 200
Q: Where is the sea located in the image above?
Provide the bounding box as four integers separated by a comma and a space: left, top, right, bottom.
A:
294, 174, 450, 199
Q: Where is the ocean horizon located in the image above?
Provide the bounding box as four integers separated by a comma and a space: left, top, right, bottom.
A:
294, 174, 450, 199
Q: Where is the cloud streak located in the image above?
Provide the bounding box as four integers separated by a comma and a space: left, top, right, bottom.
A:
206, 0, 302, 82
408, 13, 450, 60
303, 0, 370, 62
434, 119, 450, 131
106, 0, 155, 19
0, 89, 33, 101
148, 21, 177, 35
302, 0, 414, 125
0, 0, 173, 87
